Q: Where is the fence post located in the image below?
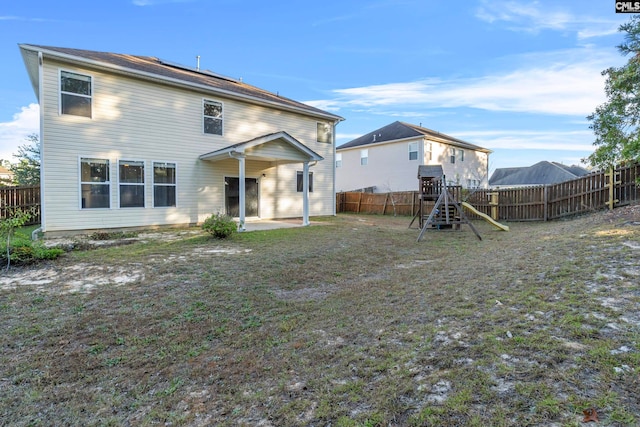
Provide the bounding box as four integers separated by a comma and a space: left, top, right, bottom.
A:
489, 191, 499, 220
606, 167, 620, 210
382, 193, 388, 215
543, 186, 548, 221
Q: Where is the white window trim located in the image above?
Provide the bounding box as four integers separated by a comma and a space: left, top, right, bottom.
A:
360, 149, 368, 166
296, 171, 314, 192
408, 142, 418, 161
317, 122, 332, 143
425, 142, 433, 161
152, 160, 178, 208
335, 152, 342, 168
203, 98, 224, 136
59, 69, 93, 118
78, 156, 111, 210
117, 159, 146, 209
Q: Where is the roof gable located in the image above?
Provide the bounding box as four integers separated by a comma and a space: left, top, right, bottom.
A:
199, 131, 323, 163
489, 161, 590, 186
337, 121, 490, 152
19, 44, 342, 122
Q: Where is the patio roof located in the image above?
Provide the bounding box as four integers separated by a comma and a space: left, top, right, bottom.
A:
199, 131, 323, 163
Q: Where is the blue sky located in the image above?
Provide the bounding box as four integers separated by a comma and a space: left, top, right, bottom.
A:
0, 0, 632, 172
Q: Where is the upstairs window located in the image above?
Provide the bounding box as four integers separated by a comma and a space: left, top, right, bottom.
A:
317, 122, 332, 143
153, 162, 177, 207
296, 171, 313, 192
203, 99, 223, 135
335, 153, 342, 168
450, 148, 456, 164
61, 70, 92, 117
409, 142, 418, 161
360, 149, 368, 166
458, 149, 465, 161
119, 160, 145, 208
80, 158, 109, 209
425, 142, 432, 161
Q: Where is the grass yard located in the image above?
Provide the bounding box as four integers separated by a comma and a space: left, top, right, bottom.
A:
1, 208, 639, 426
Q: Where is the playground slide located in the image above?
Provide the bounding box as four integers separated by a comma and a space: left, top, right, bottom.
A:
461, 202, 510, 231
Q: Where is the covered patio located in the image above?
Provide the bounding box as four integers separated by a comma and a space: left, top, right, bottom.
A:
199, 131, 324, 231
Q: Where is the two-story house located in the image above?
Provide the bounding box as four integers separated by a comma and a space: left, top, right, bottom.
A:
19, 44, 342, 235
336, 121, 491, 193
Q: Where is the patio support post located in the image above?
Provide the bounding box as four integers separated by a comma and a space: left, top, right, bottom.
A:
302, 161, 310, 226
229, 151, 247, 231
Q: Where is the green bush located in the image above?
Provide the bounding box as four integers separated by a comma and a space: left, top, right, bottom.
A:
202, 213, 237, 239
0, 241, 64, 266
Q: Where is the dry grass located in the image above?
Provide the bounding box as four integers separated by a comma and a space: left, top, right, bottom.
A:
1, 208, 639, 426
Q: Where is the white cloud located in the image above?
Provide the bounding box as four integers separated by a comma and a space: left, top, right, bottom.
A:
475, 0, 622, 39
0, 104, 39, 163
306, 47, 613, 117
450, 129, 594, 151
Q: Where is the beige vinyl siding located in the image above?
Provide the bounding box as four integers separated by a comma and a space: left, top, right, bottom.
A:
40, 59, 334, 232
336, 138, 424, 192
244, 140, 310, 162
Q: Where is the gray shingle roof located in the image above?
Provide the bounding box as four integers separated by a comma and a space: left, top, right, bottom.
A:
337, 121, 490, 152
20, 44, 342, 122
417, 165, 444, 179
489, 161, 591, 186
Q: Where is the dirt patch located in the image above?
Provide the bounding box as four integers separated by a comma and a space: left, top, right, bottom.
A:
1, 206, 639, 426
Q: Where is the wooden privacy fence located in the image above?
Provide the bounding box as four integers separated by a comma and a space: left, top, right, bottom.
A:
336, 163, 640, 222
0, 185, 41, 225
336, 187, 462, 217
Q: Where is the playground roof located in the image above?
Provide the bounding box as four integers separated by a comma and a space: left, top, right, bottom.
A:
417, 165, 444, 179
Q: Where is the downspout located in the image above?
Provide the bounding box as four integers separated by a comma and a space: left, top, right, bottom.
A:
32, 50, 45, 240
332, 122, 337, 216
228, 151, 246, 231
331, 118, 343, 216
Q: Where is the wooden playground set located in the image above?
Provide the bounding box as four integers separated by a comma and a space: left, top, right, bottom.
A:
409, 165, 509, 242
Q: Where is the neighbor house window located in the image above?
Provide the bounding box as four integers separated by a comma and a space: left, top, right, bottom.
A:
60, 70, 92, 117
335, 153, 342, 168
317, 122, 332, 143
119, 160, 145, 208
80, 158, 109, 209
203, 99, 223, 135
360, 149, 368, 166
450, 148, 456, 164
296, 171, 313, 192
409, 142, 418, 161
153, 162, 177, 207
458, 149, 465, 161
425, 142, 432, 161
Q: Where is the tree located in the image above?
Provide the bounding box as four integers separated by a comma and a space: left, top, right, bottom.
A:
587, 16, 640, 170
0, 159, 12, 186
10, 133, 41, 185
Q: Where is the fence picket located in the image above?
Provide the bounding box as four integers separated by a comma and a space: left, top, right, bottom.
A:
336, 163, 640, 221
0, 185, 41, 225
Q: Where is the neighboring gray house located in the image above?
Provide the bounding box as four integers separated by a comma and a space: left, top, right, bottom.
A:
489, 161, 591, 187
335, 121, 491, 193
19, 44, 343, 235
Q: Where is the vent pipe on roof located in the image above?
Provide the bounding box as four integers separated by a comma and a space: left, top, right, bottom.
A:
196, 55, 200, 71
